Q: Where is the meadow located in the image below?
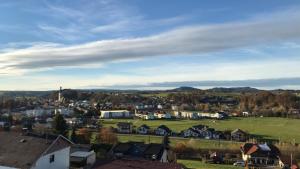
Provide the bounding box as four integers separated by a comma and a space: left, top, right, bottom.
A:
102, 117, 300, 143
177, 160, 242, 169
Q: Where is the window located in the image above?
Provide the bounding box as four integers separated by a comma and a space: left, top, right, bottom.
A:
49, 154, 55, 163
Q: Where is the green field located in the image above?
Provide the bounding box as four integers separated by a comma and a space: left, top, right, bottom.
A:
178, 160, 242, 169
102, 117, 300, 143
117, 134, 241, 150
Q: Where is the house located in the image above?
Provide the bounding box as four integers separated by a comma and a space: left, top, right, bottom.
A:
155, 125, 172, 136
137, 124, 150, 134
242, 111, 250, 116
182, 128, 200, 137
0, 132, 73, 169
136, 111, 155, 120
70, 144, 96, 168
154, 112, 172, 119
198, 112, 225, 119
70, 151, 96, 168
279, 155, 299, 169
111, 142, 174, 163
100, 110, 132, 119
93, 159, 183, 169
212, 131, 224, 139
117, 122, 132, 133
142, 113, 155, 120
202, 128, 215, 139
231, 129, 249, 142
174, 111, 199, 119
241, 143, 280, 168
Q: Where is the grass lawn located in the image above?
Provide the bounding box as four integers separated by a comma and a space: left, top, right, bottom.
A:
102, 117, 300, 143
117, 134, 241, 150
177, 159, 242, 169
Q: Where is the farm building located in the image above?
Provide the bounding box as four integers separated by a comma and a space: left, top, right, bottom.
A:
100, 110, 132, 119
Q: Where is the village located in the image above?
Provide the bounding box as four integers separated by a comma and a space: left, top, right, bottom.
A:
0, 87, 299, 169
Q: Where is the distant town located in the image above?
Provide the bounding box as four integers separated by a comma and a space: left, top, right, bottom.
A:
0, 86, 300, 169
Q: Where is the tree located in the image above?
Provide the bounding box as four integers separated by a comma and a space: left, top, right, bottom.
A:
53, 113, 68, 135
77, 128, 92, 144
174, 142, 187, 154
99, 127, 118, 144
70, 128, 78, 143
162, 134, 170, 150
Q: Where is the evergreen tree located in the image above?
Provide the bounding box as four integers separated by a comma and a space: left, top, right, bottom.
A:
70, 128, 78, 143
162, 134, 170, 150
53, 113, 68, 136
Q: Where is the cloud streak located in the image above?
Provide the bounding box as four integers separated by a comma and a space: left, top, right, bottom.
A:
1, 8, 300, 75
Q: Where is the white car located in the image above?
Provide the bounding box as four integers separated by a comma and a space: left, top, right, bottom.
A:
233, 161, 245, 167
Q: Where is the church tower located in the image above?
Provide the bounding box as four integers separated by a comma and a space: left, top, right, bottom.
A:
58, 86, 63, 102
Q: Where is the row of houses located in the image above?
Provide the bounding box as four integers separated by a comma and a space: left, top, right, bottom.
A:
174, 111, 228, 119
100, 110, 227, 120
116, 122, 249, 142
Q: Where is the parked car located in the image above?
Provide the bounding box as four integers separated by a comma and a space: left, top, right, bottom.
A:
233, 161, 245, 167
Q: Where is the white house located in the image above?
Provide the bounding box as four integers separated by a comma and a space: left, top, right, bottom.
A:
100, 110, 132, 119
154, 112, 172, 119
174, 111, 199, 119
0, 132, 73, 169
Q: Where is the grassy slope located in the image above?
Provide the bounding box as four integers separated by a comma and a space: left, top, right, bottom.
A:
103, 117, 300, 143
178, 160, 242, 169
117, 134, 241, 150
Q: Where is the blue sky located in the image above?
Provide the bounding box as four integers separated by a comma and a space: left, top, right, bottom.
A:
1, 0, 300, 90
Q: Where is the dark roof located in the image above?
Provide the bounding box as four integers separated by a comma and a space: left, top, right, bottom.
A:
139, 124, 150, 129
93, 159, 183, 169
143, 143, 164, 158
231, 129, 248, 135
157, 125, 171, 133
112, 142, 165, 160
241, 143, 280, 158
113, 143, 133, 154
0, 131, 72, 169
71, 144, 92, 153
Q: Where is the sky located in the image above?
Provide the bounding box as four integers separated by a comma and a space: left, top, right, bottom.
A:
1, 0, 300, 90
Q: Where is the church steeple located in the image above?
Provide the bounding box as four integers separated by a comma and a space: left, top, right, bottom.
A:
58, 86, 63, 102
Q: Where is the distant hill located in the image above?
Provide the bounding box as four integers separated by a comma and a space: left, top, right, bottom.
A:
0, 91, 52, 98
207, 87, 260, 93
168, 86, 200, 92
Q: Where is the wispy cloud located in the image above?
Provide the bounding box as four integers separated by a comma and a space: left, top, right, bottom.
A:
1, 8, 300, 76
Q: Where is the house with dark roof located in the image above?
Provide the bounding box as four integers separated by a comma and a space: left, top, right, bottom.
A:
155, 125, 172, 136
116, 122, 132, 134
231, 129, 249, 142
137, 124, 150, 134
241, 143, 280, 168
182, 128, 200, 138
279, 155, 299, 169
0, 131, 73, 169
111, 142, 174, 163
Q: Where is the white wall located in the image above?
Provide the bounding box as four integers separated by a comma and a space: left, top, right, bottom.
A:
32, 147, 70, 169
